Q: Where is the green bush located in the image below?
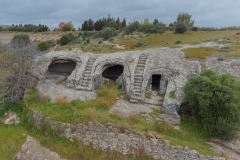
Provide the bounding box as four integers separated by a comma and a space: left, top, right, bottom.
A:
139, 24, 166, 34
100, 27, 117, 40
183, 69, 240, 140
192, 26, 199, 31
125, 21, 140, 34
58, 33, 77, 46
37, 41, 50, 51
10, 34, 30, 48
175, 22, 187, 34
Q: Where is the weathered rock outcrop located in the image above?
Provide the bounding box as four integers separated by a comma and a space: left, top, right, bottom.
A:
28, 108, 224, 160
206, 57, 240, 80
32, 48, 201, 123
16, 135, 67, 160
1, 111, 20, 124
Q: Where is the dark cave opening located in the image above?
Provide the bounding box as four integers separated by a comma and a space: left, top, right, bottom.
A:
151, 74, 161, 91
47, 59, 76, 76
102, 65, 124, 82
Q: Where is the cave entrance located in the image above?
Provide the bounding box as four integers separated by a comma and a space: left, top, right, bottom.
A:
47, 59, 76, 76
102, 65, 124, 82
152, 74, 161, 91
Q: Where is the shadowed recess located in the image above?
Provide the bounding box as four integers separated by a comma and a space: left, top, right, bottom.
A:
47, 59, 76, 76
152, 74, 161, 91
102, 65, 124, 81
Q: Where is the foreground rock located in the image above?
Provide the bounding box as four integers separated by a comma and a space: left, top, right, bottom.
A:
16, 135, 67, 160
36, 79, 96, 103
1, 111, 20, 124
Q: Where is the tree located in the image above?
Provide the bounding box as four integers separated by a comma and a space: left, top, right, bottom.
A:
175, 22, 187, 34
176, 12, 194, 29
81, 19, 94, 31
183, 69, 240, 140
0, 41, 41, 106
143, 18, 150, 25
122, 18, 127, 28
153, 19, 159, 25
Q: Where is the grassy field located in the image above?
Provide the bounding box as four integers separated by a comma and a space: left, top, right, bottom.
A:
24, 83, 215, 156
64, 30, 240, 59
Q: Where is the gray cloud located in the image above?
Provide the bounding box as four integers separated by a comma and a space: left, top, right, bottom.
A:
0, 0, 239, 29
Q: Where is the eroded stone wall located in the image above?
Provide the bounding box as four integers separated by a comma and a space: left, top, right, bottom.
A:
29, 108, 224, 160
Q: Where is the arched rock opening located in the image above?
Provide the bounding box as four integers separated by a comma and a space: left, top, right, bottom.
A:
102, 65, 124, 82
47, 59, 76, 76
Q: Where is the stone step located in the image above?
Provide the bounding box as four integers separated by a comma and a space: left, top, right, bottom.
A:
137, 64, 145, 67
134, 71, 144, 75
134, 80, 142, 84
88, 59, 95, 62
130, 99, 138, 103
85, 66, 93, 69
138, 59, 147, 62
84, 70, 91, 74
134, 79, 143, 82
76, 86, 90, 91
81, 80, 90, 84
83, 77, 91, 81
139, 56, 147, 59
131, 95, 142, 100
85, 68, 92, 72
134, 73, 143, 79
134, 92, 142, 96
134, 76, 143, 80
135, 69, 144, 72
134, 86, 142, 92
81, 83, 89, 87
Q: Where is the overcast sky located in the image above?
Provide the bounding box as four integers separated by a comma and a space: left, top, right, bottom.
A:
0, 0, 239, 29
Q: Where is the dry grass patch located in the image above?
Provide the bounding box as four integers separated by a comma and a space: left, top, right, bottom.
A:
116, 31, 238, 50
56, 97, 68, 107
96, 82, 119, 110
182, 47, 219, 59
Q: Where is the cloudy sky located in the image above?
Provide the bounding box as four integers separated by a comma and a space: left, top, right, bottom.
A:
0, 0, 239, 29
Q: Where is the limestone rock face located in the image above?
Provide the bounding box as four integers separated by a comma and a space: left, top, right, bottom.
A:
32, 48, 201, 123
206, 58, 240, 80
16, 135, 67, 160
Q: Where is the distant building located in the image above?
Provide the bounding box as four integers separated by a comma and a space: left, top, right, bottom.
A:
54, 22, 70, 31
54, 28, 60, 31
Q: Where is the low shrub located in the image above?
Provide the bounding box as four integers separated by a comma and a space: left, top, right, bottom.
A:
183, 69, 240, 140
37, 41, 50, 51
58, 33, 77, 46
100, 27, 118, 40
175, 22, 187, 34
10, 34, 30, 48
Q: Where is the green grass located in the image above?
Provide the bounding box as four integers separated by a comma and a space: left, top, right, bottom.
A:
169, 91, 176, 98
162, 115, 214, 156
25, 83, 215, 156
0, 125, 27, 160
